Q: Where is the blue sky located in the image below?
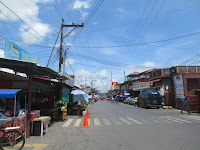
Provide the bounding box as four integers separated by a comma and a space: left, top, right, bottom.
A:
1, 0, 200, 92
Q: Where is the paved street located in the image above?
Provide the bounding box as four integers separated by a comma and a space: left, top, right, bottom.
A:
24, 100, 200, 150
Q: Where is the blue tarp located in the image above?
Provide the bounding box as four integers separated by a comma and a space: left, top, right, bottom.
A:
0, 89, 25, 98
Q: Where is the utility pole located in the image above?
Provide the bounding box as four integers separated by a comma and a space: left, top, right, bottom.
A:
111, 71, 112, 90
59, 19, 64, 73
58, 19, 84, 73
124, 70, 126, 82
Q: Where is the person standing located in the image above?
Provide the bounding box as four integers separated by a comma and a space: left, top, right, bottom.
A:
57, 100, 65, 121
134, 97, 138, 107
181, 96, 190, 114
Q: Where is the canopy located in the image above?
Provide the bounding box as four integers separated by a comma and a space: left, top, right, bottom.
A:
71, 89, 86, 95
124, 93, 130, 96
0, 89, 25, 98
73, 94, 89, 104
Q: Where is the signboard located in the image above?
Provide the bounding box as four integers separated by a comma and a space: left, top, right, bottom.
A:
133, 83, 150, 91
5, 40, 38, 63
112, 82, 118, 85
65, 74, 74, 87
62, 87, 70, 102
173, 75, 184, 98
80, 85, 85, 88
114, 85, 120, 90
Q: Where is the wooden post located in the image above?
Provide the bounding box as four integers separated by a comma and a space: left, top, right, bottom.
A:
27, 71, 32, 138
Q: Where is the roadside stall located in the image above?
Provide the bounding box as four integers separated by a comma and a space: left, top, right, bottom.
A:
0, 89, 27, 137
69, 90, 88, 115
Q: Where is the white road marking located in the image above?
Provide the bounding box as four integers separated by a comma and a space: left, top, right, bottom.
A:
153, 120, 163, 123
94, 118, 101, 126
182, 116, 200, 121
111, 118, 122, 125
102, 118, 111, 126
62, 119, 73, 127
126, 117, 143, 124
160, 116, 183, 123
119, 117, 132, 125
165, 116, 192, 123
73, 119, 82, 127
152, 117, 173, 123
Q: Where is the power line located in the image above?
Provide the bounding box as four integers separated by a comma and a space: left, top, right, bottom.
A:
0, 1, 52, 47
49, 0, 64, 19
19, 0, 60, 29
67, 30, 200, 49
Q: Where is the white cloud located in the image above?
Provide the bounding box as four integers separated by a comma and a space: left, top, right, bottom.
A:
74, 69, 112, 92
0, 0, 51, 44
73, 0, 90, 19
117, 8, 126, 14
93, 22, 98, 25
73, 0, 90, 9
65, 58, 75, 65
20, 22, 51, 44
143, 61, 155, 67
96, 70, 107, 78
102, 49, 115, 55
0, 50, 4, 58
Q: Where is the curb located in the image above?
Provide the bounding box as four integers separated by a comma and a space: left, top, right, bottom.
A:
163, 106, 173, 109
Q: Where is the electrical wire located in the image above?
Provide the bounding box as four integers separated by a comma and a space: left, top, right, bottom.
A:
19, 0, 60, 29
0, 1, 52, 47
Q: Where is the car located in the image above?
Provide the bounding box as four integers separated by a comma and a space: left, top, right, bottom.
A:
138, 91, 162, 109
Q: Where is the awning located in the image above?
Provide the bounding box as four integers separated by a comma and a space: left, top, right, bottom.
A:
149, 79, 161, 86
0, 89, 25, 98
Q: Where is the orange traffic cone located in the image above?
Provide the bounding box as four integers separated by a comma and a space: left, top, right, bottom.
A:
82, 114, 90, 128
86, 109, 90, 119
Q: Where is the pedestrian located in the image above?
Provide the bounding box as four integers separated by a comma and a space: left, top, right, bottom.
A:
181, 96, 190, 114
57, 100, 66, 121
134, 97, 138, 107
116, 97, 118, 104
112, 97, 114, 103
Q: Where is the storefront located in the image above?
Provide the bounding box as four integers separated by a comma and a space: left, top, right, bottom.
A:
0, 89, 27, 137
0, 58, 72, 137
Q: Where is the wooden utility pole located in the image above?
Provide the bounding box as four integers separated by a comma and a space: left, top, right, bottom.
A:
111, 71, 112, 90
58, 19, 84, 73
59, 19, 64, 73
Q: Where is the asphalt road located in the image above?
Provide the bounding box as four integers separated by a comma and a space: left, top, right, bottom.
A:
24, 100, 200, 150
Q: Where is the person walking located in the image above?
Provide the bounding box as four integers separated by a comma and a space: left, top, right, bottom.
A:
181, 96, 190, 114
116, 97, 118, 104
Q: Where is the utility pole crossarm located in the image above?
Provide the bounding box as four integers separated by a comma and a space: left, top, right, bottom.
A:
62, 23, 84, 28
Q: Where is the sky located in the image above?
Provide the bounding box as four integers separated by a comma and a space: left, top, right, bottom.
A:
1, 0, 200, 92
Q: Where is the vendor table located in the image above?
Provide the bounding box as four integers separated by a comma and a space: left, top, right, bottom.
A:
70, 106, 86, 115
31, 116, 51, 137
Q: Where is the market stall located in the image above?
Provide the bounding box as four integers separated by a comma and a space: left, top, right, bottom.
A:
0, 89, 27, 137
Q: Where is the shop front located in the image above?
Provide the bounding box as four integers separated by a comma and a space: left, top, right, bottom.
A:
0, 89, 27, 137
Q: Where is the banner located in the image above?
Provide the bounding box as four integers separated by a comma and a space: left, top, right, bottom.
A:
5, 40, 38, 63
173, 75, 184, 98
114, 85, 120, 90
133, 83, 150, 91
112, 82, 118, 85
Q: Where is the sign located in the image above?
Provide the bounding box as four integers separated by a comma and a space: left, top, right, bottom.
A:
133, 83, 150, 91
112, 82, 118, 85
114, 85, 120, 90
5, 40, 38, 63
80, 85, 85, 88
65, 74, 74, 87
173, 75, 184, 98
